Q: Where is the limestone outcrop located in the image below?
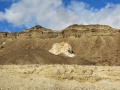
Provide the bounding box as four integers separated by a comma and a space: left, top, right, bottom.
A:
49, 42, 75, 57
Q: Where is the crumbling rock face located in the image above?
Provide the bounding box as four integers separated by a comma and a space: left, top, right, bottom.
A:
62, 24, 118, 38
65, 24, 112, 30
49, 42, 75, 57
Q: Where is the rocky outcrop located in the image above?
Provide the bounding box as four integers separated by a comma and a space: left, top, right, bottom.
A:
62, 24, 119, 38
49, 42, 75, 57
0, 24, 119, 39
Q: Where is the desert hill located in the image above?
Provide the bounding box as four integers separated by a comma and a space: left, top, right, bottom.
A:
0, 24, 120, 65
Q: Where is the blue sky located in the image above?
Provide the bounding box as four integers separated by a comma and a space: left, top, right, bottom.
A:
0, 0, 120, 32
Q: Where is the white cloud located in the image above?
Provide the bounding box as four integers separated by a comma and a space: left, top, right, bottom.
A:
0, 12, 4, 21
0, 0, 120, 30
0, 0, 19, 3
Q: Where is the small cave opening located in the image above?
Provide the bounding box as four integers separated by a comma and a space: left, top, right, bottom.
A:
68, 49, 74, 54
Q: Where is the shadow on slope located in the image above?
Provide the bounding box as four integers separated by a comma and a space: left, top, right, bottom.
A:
0, 48, 95, 65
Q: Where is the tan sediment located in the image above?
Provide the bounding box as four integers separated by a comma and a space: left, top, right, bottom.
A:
0, 65, 120, 90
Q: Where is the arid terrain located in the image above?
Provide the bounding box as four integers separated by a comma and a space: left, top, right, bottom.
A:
0, 24, 120, 90
0, 65, 120, 90
0, 24, 120, 65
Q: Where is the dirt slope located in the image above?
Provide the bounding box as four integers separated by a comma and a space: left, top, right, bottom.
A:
0, 24, 120, 65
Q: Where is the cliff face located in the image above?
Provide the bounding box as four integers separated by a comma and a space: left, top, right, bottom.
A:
0, 24, 120, 65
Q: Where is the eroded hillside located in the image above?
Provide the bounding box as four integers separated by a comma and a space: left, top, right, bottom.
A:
0, 24, 120, 65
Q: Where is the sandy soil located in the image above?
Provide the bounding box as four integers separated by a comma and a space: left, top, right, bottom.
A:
0, 65, 120, 90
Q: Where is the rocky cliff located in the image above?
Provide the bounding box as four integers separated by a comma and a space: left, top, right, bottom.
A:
0, 24, 120, 65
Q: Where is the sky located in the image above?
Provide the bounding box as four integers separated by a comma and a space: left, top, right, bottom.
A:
0, 0, 120, 32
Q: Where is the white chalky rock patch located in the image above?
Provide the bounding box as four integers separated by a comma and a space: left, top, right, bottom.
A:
49, 42, 75, 57
2, 42, 5, 45
0, 42, 6, 46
